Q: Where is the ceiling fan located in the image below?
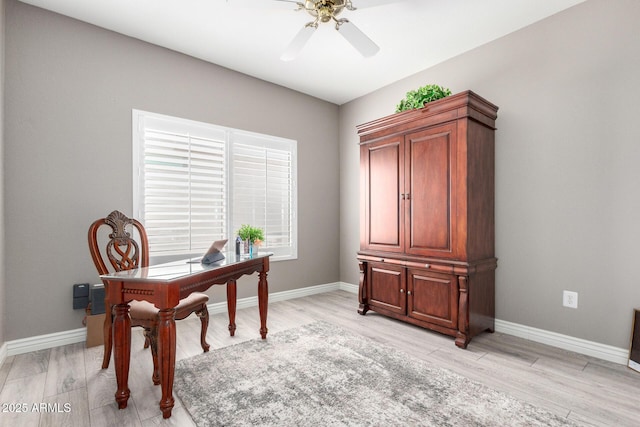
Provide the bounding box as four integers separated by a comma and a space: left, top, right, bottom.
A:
230, 0, 407, 61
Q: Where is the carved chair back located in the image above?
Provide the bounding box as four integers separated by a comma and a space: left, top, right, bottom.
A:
88, 210, 149, 275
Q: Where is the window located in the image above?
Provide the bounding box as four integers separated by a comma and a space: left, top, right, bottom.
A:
133, 110, 297, 262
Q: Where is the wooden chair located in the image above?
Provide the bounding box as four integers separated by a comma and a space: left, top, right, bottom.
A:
88, 210, 210, 385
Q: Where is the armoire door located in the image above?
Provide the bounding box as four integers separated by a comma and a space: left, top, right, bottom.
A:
404, 122, 458, 258
407, 268, 458, 330
367, 262, 406, 315
361, 136, 404, 253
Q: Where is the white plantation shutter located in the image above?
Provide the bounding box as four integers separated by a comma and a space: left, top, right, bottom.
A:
133, 110, 297, 261
231, 132, 296, 259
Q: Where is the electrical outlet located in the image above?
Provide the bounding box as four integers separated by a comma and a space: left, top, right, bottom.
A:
563, 290, 578, 309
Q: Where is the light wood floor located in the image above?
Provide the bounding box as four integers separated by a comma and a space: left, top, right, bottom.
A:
1, 290, 638, 426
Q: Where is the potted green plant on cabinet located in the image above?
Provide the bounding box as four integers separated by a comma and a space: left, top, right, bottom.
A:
395, 84, 451, 113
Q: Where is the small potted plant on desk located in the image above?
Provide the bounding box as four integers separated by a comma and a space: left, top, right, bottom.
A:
237, 224, 264, 256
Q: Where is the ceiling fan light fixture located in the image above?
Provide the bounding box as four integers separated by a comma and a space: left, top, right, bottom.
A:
281, 0, 381, 61
300, 0, 354, 22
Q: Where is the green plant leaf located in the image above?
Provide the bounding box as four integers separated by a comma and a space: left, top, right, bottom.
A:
395, 84, 451, 113
237, 224, 264, 243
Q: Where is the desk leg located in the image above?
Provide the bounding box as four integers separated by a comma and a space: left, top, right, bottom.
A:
258, 270, 268, 339
226, 280, 237, 336
112, 303, 131, 409
158, 308, 176, 419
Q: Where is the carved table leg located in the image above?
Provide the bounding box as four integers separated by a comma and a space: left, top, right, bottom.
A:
258, 269, 269, 339
226, 280, 237, 336
145, 328, 160, 385
197, 307, 211, 352
158, 308, 176, 419
357, 261, 369, 315
455, 275, 470, 349
102, 304, 113, 369
112, 303, 131, 409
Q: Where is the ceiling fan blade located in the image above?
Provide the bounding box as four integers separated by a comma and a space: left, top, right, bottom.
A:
352, 0, 409, 9
336, 20, 380, 58
281, 25, 316, 61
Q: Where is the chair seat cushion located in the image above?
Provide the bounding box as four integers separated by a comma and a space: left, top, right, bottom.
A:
129, 292, 209, 321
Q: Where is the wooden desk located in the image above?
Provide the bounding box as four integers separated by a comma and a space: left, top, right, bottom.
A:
100, 252, 271, 418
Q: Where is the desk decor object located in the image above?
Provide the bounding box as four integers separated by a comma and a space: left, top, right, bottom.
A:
99, 252, 272, 419
357, 91, 498, 349
199, 239, 228, 264
237, 224, 264, 256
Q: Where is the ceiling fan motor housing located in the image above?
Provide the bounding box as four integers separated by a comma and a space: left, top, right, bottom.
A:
283, 0, 378, 61
304, 0, 353, 23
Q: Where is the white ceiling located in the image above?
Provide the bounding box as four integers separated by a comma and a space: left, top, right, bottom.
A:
18, 0, 585, 105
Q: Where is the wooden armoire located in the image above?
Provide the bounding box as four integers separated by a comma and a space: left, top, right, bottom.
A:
356, 91, 498, 349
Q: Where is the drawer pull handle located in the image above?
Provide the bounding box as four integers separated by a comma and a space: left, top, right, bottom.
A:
425, 264, 430, 268
407, 291, 412, 296
400, 289, 405, 293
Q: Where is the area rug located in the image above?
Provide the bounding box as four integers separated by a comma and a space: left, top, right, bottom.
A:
174, 321, 577, 426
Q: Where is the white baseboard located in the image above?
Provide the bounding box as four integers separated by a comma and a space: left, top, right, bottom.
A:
206, 281, 355, 315
494, 319, 629, 365
0, 342, 8, 367
0, 281, 356, 366
338, 282, 359, 294
0, 281, 627, 367
4, 328, 87, 359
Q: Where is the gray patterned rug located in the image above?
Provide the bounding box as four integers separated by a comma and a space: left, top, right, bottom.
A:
174, 321, 578, 426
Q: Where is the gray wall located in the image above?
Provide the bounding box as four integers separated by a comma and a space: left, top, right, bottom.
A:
4, 0, 339, 340
4, 0, 640, 352
339, 0, 640, 349
0, 0, 6, 349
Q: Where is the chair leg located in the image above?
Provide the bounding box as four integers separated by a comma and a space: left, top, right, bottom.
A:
145, 327, 160, 385
196, 305, 210, 352
101, 307, 114, 369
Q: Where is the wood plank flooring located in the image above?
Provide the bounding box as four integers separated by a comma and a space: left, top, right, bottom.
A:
0, 290, 638, 426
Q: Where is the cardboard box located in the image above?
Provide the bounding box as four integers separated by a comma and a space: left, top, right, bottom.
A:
86, 313, 106, 348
